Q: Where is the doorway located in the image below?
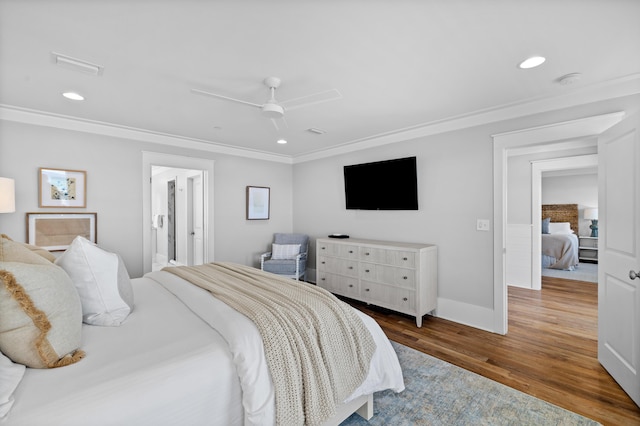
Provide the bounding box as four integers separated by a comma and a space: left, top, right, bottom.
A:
142, 152, 214, 274
492, 112, 625, 334
150, 166, 204, 270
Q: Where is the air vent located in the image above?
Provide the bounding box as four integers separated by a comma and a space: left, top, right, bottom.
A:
52, 52, 103, 76
306, 128, 326, 135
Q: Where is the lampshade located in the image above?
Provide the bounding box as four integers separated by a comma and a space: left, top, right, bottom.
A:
584, 208, 598, 220
0, 177, 16, 213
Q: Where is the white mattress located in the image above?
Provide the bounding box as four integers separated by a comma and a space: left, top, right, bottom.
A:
4, 271, 404, 426
4, 277, 243, 426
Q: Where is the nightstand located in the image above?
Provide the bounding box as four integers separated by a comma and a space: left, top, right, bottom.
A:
578, 236, 598, 263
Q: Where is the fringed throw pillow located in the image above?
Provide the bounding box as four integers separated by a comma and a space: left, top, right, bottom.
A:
0, 235, 84, 368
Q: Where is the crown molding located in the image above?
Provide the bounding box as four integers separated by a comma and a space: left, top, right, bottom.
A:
1, 73, 638, 165
0, 105, 293, 164
294, 73, 640, 163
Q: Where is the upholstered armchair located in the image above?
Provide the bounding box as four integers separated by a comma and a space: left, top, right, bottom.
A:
260, 233, 309, 281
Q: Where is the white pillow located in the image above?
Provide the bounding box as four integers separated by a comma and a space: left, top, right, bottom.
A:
548, 222, 574, 234
271, 243, 301, 260
55, 237, 134, 326
0, 350, 25, 418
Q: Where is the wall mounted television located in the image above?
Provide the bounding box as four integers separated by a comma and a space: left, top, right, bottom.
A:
344, 156, 418, 210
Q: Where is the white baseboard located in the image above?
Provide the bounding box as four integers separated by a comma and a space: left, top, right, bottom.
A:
434, 297, 497, 333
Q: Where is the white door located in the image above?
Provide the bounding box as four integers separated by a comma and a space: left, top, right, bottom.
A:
191, 173, 205, 265
598, 113, 640, 406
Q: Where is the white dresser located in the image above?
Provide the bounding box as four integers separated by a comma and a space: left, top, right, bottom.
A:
316, 238, 437, 327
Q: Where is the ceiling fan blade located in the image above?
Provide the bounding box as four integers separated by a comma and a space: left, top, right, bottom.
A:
191, 88, 262, 108
270, 116, 289, 131
279, 89, 342, 111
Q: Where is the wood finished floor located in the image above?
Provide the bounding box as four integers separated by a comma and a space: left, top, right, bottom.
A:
344, 276, 640, 425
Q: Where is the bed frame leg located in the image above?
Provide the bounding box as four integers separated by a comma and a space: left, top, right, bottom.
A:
355, 394, 374, 420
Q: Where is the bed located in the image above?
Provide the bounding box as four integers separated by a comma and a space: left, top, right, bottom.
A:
541, 204, 580, 270
0, 235, 404, 426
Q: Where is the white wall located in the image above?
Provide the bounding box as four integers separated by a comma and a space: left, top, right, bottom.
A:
2, 93, 638, 332
294, 125, 495, 310
0, 120, 293, 278
542, 173, 598, 236
294, 94, 640, 331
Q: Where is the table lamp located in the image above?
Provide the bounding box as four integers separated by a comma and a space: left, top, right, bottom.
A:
584, 208, 598, 238
0, 177, 16, 213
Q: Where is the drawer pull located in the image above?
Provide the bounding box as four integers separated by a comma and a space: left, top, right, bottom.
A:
365, 288, 370, 292
403, 257, 408, 261
403, 276, 408, 280
349, 250, 354, 253
365, 269, 370, 273
321, 247, 326, 250
348, 284, 353, 288
321, 278, 325, 281
348, 266, 353, 270
365, 252, 370, 256
403, 297, 408, 301
321, 261, 325, 264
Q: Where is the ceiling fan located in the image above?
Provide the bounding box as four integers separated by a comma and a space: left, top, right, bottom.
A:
191, 77, 341, 129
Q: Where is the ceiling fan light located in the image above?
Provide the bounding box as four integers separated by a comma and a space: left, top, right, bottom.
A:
62, 92, 85, 101
261, 103, 284, 118
518, 56, 546, 69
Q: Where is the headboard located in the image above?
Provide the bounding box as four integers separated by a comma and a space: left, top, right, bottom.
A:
542, 204, 578, 233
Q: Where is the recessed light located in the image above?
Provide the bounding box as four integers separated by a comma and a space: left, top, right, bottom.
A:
62, 92, 85, 101
518, 56, 546, 69
276, 139, 287, 144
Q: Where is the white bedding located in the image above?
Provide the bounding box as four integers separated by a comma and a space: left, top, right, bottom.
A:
3, 270, 404, 426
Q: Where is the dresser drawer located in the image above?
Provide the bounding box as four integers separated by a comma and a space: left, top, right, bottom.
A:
359, 264, 415, 289
317, 272, 359, 298
318, 256, 358, 278
359, 247, 392, 264
394, 251, 416, 268
361, 281, 415, 311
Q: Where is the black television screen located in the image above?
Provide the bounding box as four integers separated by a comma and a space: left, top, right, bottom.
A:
344, 156, 418, 210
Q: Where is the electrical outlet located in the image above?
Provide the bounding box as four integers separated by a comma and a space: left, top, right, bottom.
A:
477, 219, 490, 231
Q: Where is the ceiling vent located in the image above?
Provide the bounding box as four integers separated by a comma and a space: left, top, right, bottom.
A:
51, 52, 103, 76
306, 128, 326, 135
558, 73, 582, 86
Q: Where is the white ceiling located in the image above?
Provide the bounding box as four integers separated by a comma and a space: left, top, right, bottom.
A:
1, 0, 639, 161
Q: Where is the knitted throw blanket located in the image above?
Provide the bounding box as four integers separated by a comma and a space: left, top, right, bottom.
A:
165, 262, 376, 426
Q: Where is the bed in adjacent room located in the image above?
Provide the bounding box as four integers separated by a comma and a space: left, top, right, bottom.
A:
0, 235, 404, 426
541, 204, 580, 271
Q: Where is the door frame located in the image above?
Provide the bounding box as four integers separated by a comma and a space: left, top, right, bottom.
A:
492, 112, 625, 334
142, 152, 214, 274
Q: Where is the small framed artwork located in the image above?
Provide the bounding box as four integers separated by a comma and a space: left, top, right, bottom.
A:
246, 186, 270, 220
27, 212, 97, 251
39, 168, 87, 208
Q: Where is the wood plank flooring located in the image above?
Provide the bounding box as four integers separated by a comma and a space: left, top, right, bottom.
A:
344, 276, 640, 425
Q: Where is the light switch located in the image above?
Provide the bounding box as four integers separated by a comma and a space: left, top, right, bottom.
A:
477, 219, 490, 231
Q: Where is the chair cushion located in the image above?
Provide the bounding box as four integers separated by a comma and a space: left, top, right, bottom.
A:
262, 259, 300, 275
274, 233, 309, 253
271, 243, 301, 260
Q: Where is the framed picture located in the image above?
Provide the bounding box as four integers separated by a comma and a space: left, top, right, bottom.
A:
39, 168, 87, 208
27, 212, 97, 251
246, 186, 270, 220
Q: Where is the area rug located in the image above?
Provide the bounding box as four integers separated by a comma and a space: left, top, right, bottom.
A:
541, 262, 598, 283
340, 341, 600, 426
